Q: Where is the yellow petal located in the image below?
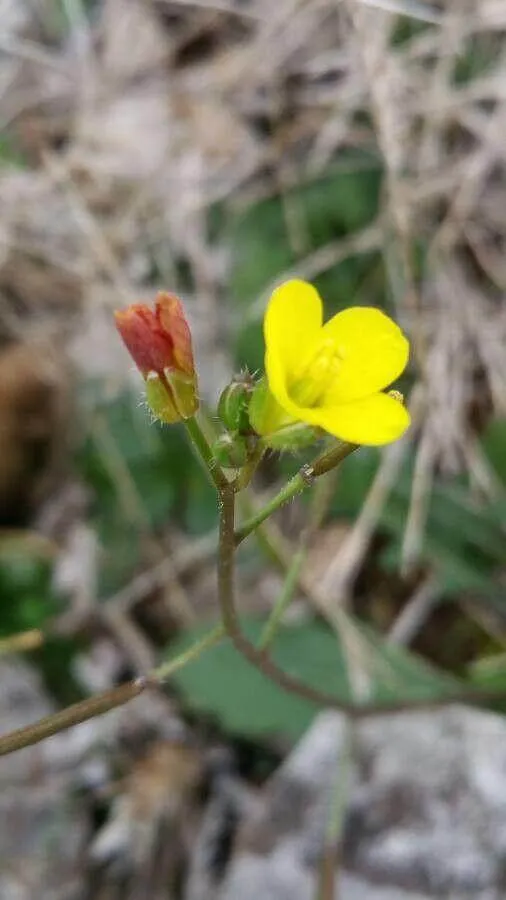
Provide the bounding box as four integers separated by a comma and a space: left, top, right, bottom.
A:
321, 307, 409, 403
304, 392, 411, 445
265, 341, 410, 446
264, 280, 323, 381
265, 348, 304, 425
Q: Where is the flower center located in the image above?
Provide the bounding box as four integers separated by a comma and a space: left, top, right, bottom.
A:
289, 338, 343, 407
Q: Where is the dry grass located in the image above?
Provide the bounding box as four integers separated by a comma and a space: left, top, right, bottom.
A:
0, 0, 505, 632
0, 4, 505, 895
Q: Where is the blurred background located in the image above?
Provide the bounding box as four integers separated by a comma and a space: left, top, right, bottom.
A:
1, 0, 506, 897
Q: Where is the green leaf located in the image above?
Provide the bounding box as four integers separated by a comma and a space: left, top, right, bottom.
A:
481, 418, 506, 487
168, 617, 460, 741
467, 655, 506, 714
0, 549, 57, 635
329, 444, 506, 600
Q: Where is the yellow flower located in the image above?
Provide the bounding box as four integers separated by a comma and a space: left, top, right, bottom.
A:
258, 279, 410, 446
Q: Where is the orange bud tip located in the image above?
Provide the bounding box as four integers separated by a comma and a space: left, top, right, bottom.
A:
115, 292, 198, 424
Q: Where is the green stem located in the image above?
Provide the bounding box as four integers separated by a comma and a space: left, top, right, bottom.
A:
236, 471, 306, 543
0, 680, 146, 758
216, 481, 359, 709
258, 543, 305, 650
235, 442, 357, 546
0, 623, 225, 758
184, 414, 229, 491
258, 472, 337, 650
234, 443, 265, 492
153, 622, 226, 682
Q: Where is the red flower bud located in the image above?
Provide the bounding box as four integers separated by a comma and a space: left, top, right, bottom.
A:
115, 292, 198, 422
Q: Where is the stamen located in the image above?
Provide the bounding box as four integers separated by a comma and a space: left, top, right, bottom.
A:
290, 338, 341, 407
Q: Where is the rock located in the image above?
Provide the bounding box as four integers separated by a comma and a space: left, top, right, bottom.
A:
0, 657, 88, 900
217, 707, 506, 900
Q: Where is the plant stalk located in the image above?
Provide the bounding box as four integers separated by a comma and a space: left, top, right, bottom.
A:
235, 442, 356, 545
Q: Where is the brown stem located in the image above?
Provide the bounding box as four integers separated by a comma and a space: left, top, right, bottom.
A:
0, 620, 229, 759
219, 481, 506, 718
218, 481, 356, 709
0, 680, 145, 757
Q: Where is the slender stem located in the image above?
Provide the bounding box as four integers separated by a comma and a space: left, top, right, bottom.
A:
0, 441, 352, 758
316, 719, 354, 900
258, 472, 337, 650
0, 623, 226, 758
235, 471, 306, 543
6, 422, 506, 761
217, 480, 359, 710
235, 442, 357, 546
258, 545, 305, 650
153, 622, 226, 682
0, 629, 44, 656
184, 414, 229, 491
234, 443, 265, 492
0, 680, 145, 757
217, 482, 239, 634
1, 609, 506, 759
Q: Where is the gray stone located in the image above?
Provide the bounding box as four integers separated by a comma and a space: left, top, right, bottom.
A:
217, 708, 506, 900
0, 658, 88, 900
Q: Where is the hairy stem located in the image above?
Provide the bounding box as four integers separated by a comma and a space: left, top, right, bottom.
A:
184, 414, 229, 491
235, 442, 356, 545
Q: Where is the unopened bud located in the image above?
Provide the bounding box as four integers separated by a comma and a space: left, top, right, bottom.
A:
218, 375, 254, 434
115, 292, 198, 423
212, 433, 249, 468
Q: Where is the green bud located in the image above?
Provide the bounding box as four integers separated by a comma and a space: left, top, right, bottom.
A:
212, 433, 249, 468
218, 376, 254, 434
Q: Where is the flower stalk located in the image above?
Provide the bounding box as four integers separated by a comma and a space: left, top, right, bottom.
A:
235, 441, 357, 546
3, 279, 482, 763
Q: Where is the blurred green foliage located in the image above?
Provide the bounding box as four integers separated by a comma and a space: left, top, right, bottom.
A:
78, 391, 216, 596
331, 428, 506, 603
0, 135, 28, 169
0, 158, 505, 741
168, 617, 460, 741
0, 544, 57, 635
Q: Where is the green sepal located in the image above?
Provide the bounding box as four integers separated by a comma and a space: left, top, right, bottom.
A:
249, 377, 291, 436
212, 433, 249, 468
218, 376, 254, 434
145, 372, 180, 423
261, 422, 318, 451
164, 368, 199, 420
